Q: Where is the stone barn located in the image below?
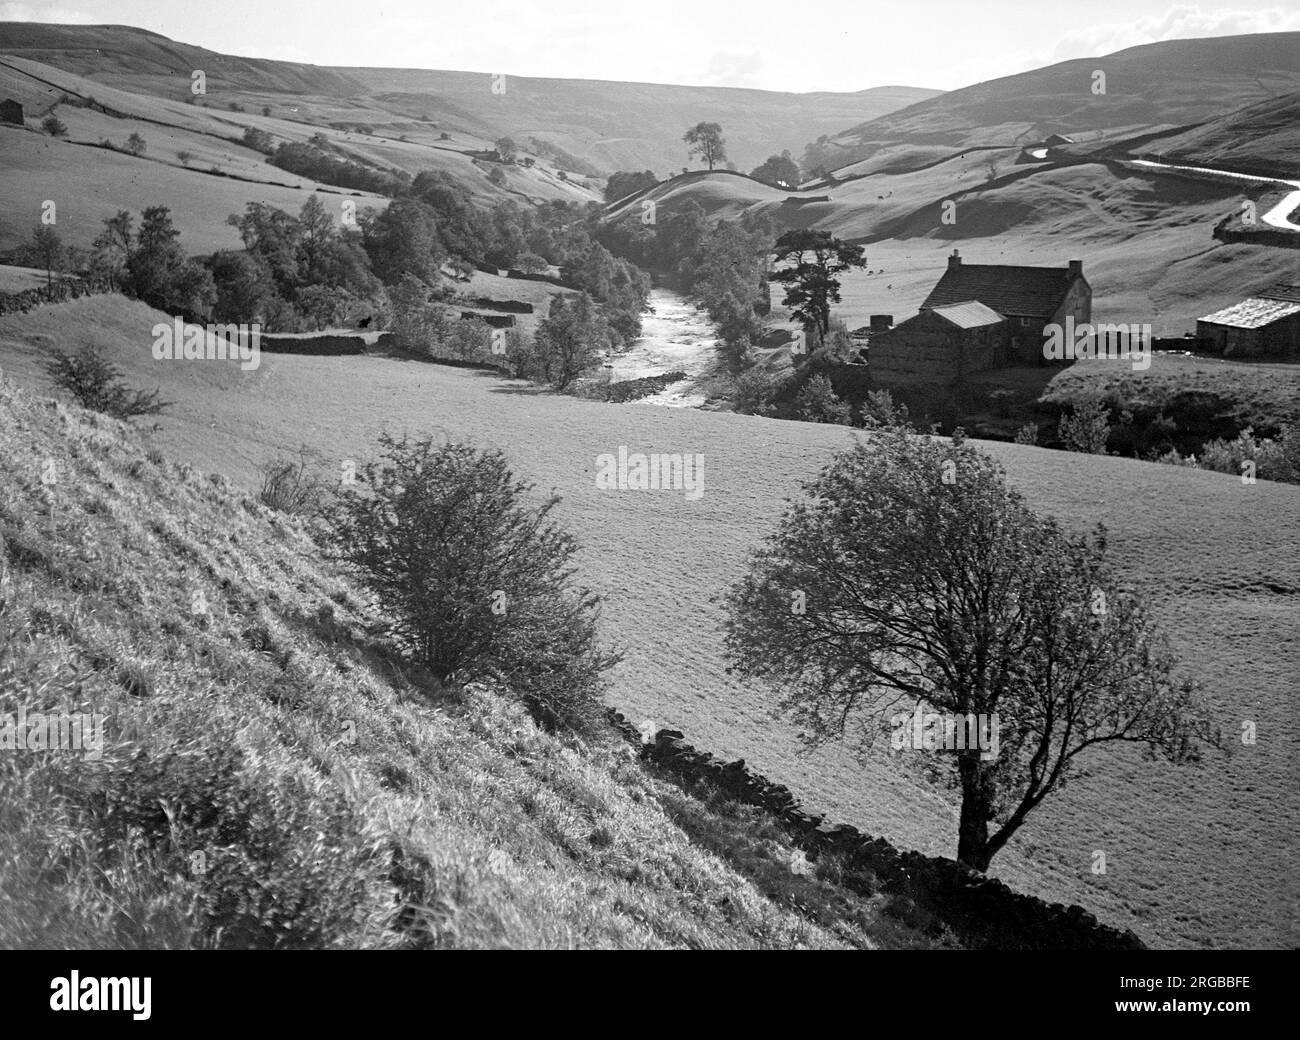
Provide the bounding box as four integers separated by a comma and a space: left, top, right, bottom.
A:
870, 301, 1007, 386
1196, 284, 1300, 359
920, 250, 1091, 364
0, 99, 23, 125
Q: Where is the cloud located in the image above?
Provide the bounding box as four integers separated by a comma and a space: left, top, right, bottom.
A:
0, 2, 96, 22
1051, 3, 1300, 60
699, 50, 766, 89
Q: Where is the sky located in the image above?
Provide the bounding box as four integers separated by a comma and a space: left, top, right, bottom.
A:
1, 0, 1298, 92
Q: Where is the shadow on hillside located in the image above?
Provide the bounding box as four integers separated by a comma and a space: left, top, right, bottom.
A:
277, 602, 462, 710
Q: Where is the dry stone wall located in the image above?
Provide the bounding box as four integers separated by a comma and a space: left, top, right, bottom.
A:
607, 709, 1146, 950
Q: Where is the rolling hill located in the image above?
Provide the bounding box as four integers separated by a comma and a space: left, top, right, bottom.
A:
818, 32, 1300, 167
0, 22, 938, 176
607, 154, 1300, 335
1, 293, 1296, 949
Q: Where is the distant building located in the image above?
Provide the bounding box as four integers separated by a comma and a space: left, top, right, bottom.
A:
0, 98, 23, 125
1196, 284, 1300, 358
919, 250, 1091, 364
870, 301, 1007, 386
1044, 133, 1075, 147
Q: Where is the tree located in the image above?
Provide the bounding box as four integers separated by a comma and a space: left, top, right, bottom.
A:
533, 293, 610, 389
242, 127, 274, 154
724, 430, 1218, 871
796, 374, 852, 424
125, 132, 146, 156
23, 226, 65, 289
207, 249, 274, 323
89, 211, 133, 290
359, 198, 445, 286
683, 122, 726, 171
1060, 397, 1112, 454
750, 150, 801, 188
494, 136, 517, 163
44, 344, 169, 419
41, 114, 67, 137
487, 165, 506, 187
770, 228, 865, 340
604, 170, 658, 202
327, 435, 619, 731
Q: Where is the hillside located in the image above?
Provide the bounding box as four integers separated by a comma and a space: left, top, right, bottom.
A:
607, 157, 1300, 334
820, 32, 1300, 165
0, 46, 599, 254
2, 293, 1297, 949
0, 366, 960, 949
0, 22, 938, 176
1119, 91, 1300, 180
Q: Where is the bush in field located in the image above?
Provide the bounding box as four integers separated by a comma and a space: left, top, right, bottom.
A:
44, 345, 170, 420
258, 446, 329, 515
725, 429, 1218, 871
1059, 397, 1111, 454
732, 367, 785, 416
42, 115, 67, 136
125, 133, 147, 157
797, 374, 852, 425
1160, 425, 1300, 484
327, 436, 619, 731
858, 388, 910, 430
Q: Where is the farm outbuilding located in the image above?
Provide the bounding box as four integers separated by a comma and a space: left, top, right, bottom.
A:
1196, 284, 1300, 359
869, 300, 1007, 386
0, 98, 24, 125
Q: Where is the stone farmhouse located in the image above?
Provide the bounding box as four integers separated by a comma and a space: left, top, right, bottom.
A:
870, 250, 1091, 387
1196, 283, 1300, 358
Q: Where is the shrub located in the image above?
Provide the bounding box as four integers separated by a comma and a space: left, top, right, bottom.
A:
41, 115, 67, 136
797, 374, 852, 424
859, 388, 910, 430
327, 436, 620, 731
125, 132, 147, 157
1014, 423, 1038, 446
44, 345, 170, 419
258, 446, 330, 515
1059, 397, 1110, 454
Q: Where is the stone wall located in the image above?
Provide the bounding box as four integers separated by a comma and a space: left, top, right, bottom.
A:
259, 331, 392, 355
0, 277, 110, 317
607, 709, 1147, 950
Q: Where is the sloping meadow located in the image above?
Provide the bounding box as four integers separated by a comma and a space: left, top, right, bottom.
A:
0, 375, 925, 950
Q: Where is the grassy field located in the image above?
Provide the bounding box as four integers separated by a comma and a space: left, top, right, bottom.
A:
2, 293, 1296, 949
0, 366, 954, 950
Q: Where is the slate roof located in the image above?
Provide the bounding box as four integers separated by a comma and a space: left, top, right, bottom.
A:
921, 264, 1080, 318
930, 300, 1005, 329
1259, 283, 1300, 304
1198, 297, 1300, 329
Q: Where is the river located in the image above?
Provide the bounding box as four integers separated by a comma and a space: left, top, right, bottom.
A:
606, 288, 718, 407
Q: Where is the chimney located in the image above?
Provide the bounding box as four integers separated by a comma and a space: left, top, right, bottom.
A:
948, 249, 962, 271
1068, 259, 1083, 278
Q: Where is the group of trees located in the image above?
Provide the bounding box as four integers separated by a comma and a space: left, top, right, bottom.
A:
309, 417, 1218, 876
269, 140, 408, 196
221, 195, 388, 330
